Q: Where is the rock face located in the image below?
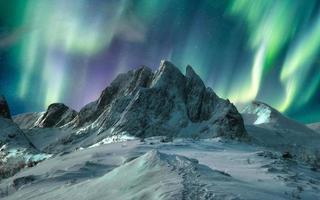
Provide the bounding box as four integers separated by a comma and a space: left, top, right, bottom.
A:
13, 112, 44, 129
0, 95, 11, 119
36, 103, 77, 128
13, 61, 247, 149
71, 60, 247, 140
14, 104, 77, 129
0, 96, 51, 179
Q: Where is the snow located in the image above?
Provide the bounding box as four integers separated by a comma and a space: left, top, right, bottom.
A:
241, 101, 320, 167
1, 63, 320, 199
242, 101, 272, 125
307, 122, 320, 133
1, 138, 319, 200
13, 112, 44, 129
88, 134, 136, 148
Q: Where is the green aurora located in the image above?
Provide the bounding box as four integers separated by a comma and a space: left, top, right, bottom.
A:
0, 0, 320, 123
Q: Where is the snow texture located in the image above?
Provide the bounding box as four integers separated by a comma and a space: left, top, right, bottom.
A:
2, 62, 320, 199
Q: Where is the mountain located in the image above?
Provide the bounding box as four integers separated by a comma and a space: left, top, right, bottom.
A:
14, 103, 77, 129
0, 96, 50, 179
13, 112, 44, 129
241, 101, 320, 166
14, 61, 247, 151
2, 62, 320, 199
241, 101, 315, 132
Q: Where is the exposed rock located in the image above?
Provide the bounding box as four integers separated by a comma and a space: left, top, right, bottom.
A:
76, 66, 153, 127
13, 61, 247, 150
72, 60, 247, 141
282, 152, 293, 159
37, 103, 77, 128
185, 65, 207, 122
0, 95, 11, 119
12, 175, 36, 189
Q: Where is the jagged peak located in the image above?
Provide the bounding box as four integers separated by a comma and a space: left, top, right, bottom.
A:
159, 60, 180, 71
37, 103, 77, 128
135, 65, 153, 73
243, 101, 281, 116
47, 103, 75, 112
157, 60, 184, 77
151, 60, 185, 89
185, 65, 205, 88
241, 101, 288, 126
185, 65, 197, 77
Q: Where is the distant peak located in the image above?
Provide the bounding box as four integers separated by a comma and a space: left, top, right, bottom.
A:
151, 60, 185, 88
159, 60, 182, 74
241, 101, 281, 125
135, 65, 152, 73
47, 103, 70, 111
186, 65, 196, 76
37, 103, 77, 128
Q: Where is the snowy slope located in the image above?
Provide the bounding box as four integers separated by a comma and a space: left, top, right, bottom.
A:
0, 117, 50, 179
13, 112, 44, 129
1, 138, 319, 200
0, 96, 51, 179
242, 101, 313, 131
307, 122, 320, 133
241, 101, 320, 167
2, 64, 320, 199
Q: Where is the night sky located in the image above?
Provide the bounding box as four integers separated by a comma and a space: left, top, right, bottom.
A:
0, 0, 320, 123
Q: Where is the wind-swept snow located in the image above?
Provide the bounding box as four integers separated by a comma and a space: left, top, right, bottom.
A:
241, 101, 320, 167
1, 138, 319, 200
307, 122, 320, 133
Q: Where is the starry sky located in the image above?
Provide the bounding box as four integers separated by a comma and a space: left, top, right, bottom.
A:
0, 0, 320, 123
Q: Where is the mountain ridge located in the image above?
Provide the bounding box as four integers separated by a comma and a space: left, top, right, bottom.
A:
14, 60, 248, 149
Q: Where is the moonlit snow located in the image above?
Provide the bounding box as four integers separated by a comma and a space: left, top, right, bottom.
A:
0, 62, 319, 200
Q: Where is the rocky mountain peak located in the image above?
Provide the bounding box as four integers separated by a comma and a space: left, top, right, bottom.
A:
241, 101, 283, 125
0, 95, 11, 119
150, 60, 186, 90
13, 61, 248, 149
72, 61, 247, 141
37, 103, 77, 128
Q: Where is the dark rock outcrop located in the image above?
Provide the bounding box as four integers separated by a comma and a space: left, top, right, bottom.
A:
0, 95, 11, 119
37, 103, 77, 128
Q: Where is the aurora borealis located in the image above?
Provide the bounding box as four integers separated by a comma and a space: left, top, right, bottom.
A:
0, 0, 320, 123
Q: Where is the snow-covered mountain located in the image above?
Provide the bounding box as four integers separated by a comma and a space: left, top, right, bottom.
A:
1, 62, 320, 199
0, 97, 50, 179
241, 101, 320, 167
14, 103, 77, 129
14, 61, 247, 151
241, 101, 315, 132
